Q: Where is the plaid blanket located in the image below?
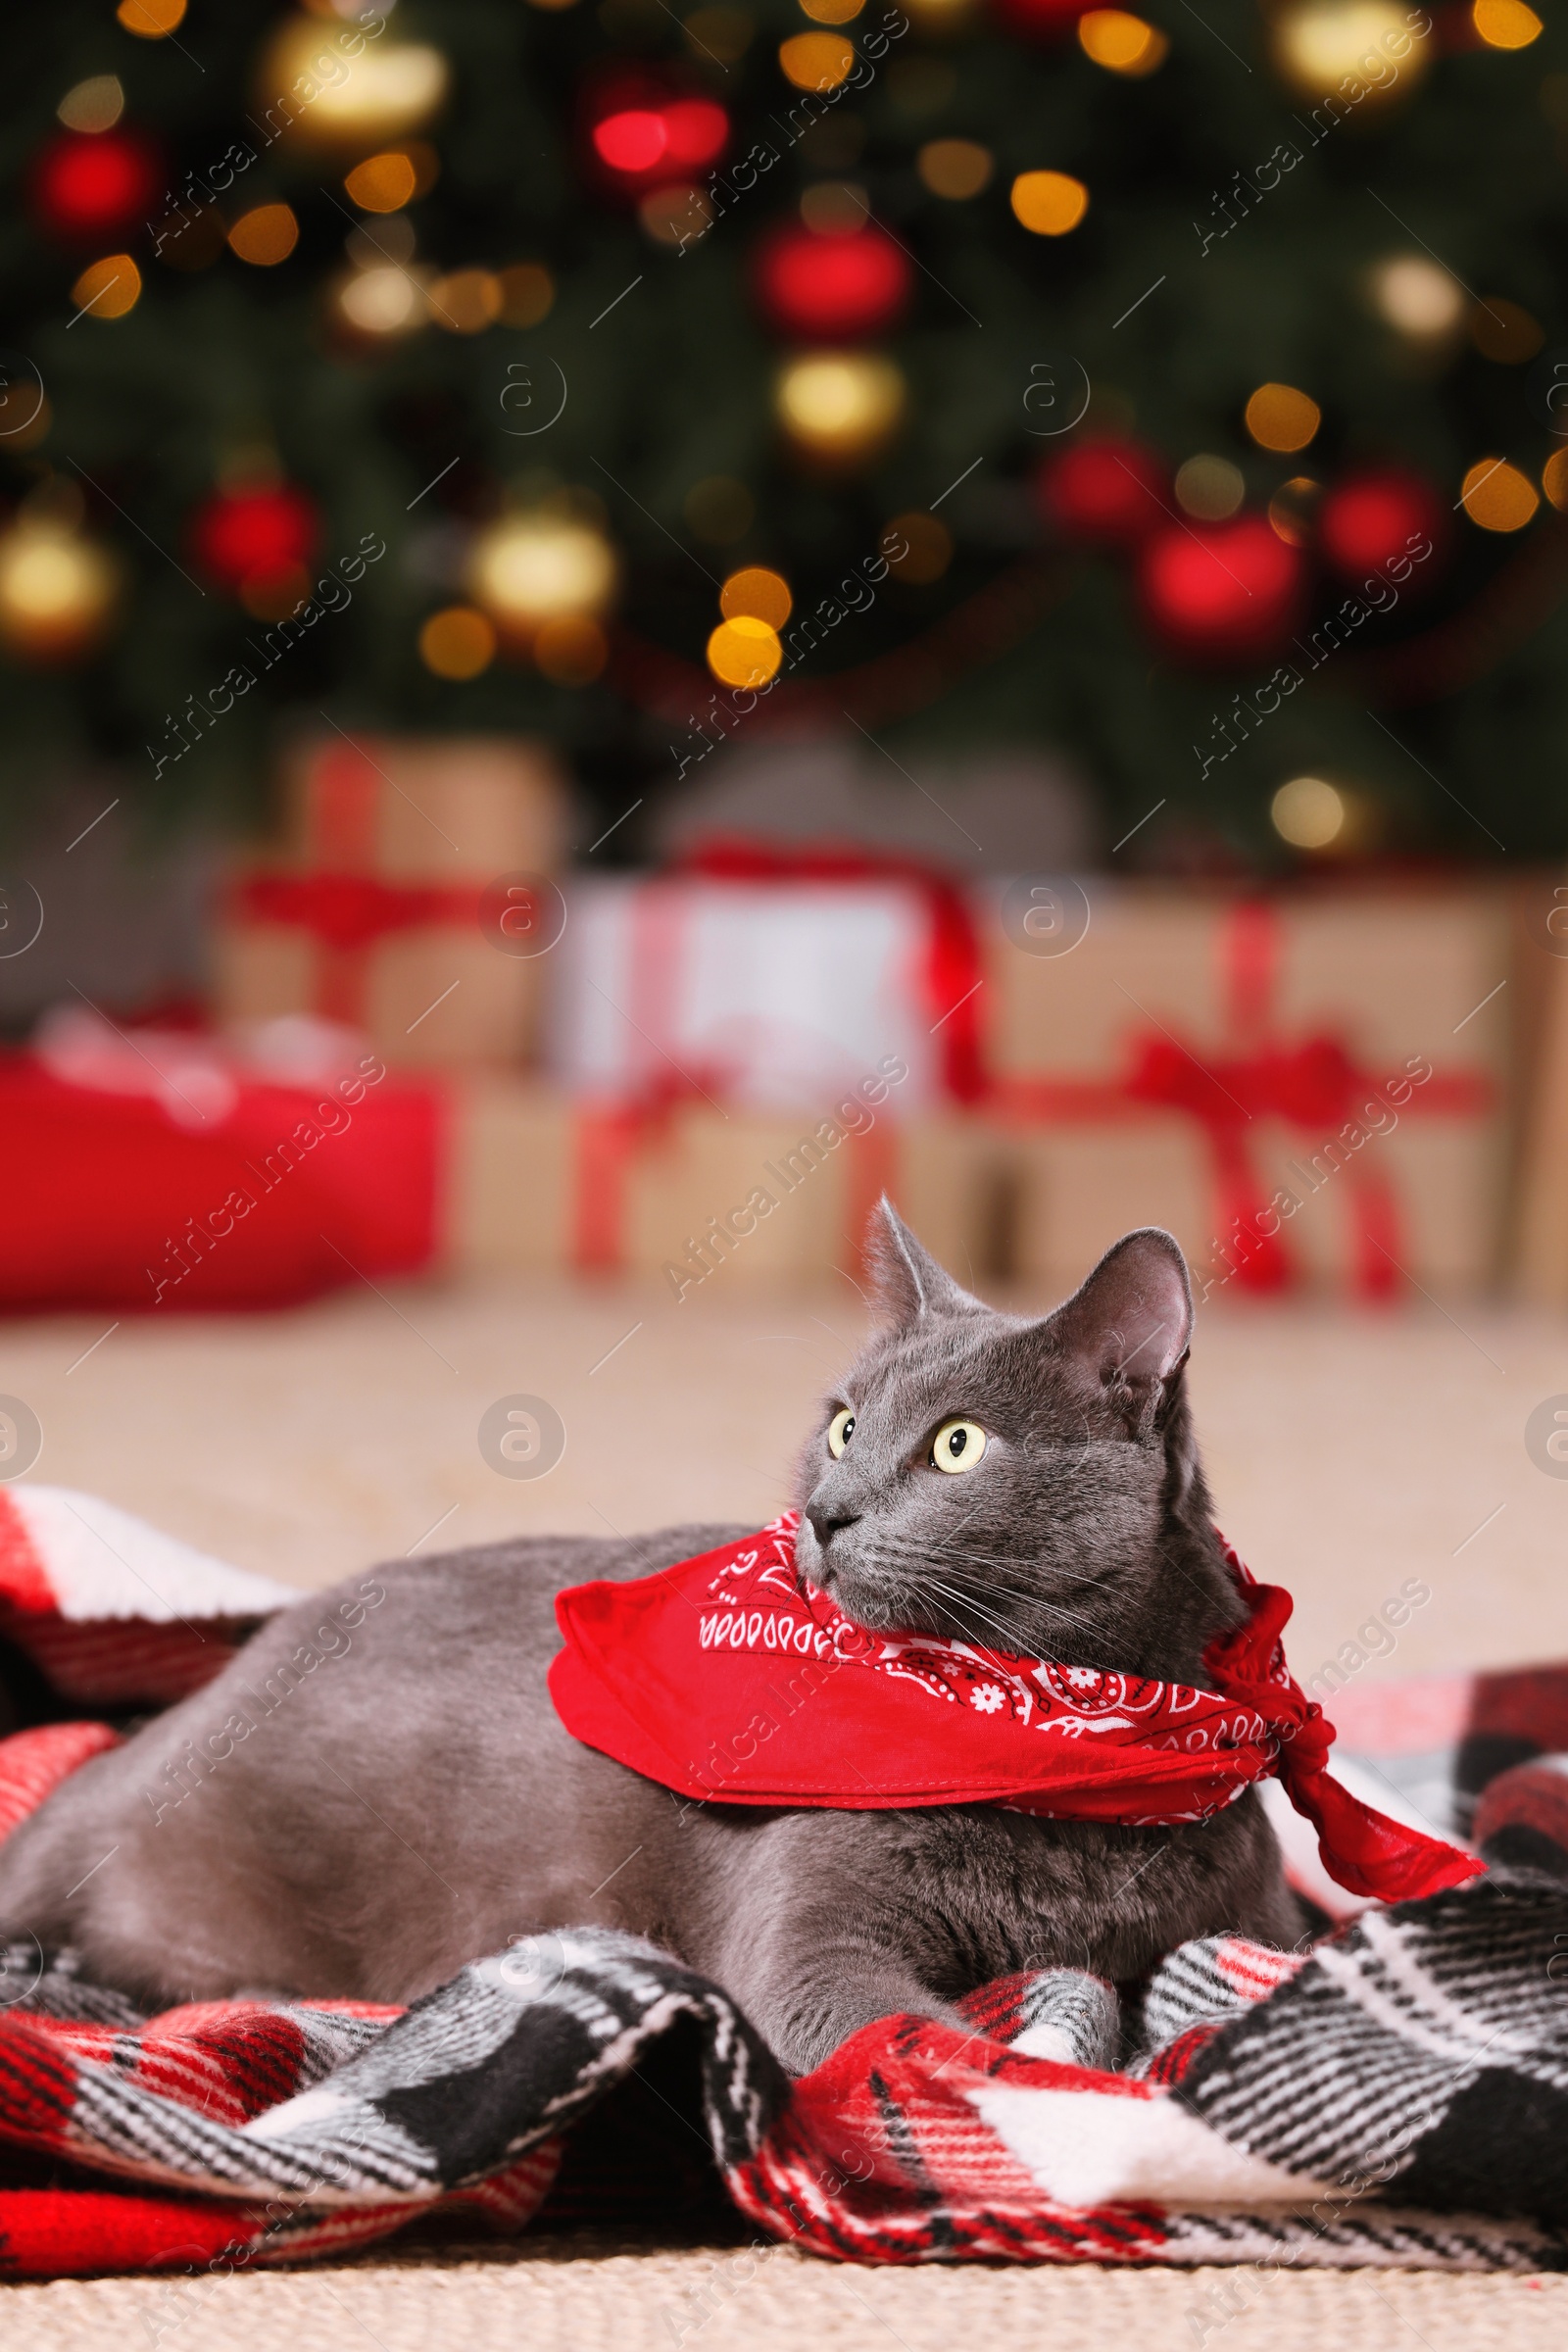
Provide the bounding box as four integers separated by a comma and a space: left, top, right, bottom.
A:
2, 1489, 1567, 2280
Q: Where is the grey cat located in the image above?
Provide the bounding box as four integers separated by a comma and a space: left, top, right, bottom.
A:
0, 1206, 1299, 2074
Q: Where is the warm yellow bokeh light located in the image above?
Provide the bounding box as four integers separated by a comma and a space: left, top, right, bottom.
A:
260, 25, 450, 144
1268, 477, 1321, 547
345, 152, 419, 214
535, 614, 609, 684
58, 76, 124, 133
1077, 10, 1168, 74
799, 0, 865, 20
708, 615, 784, 689
228, 205, 300, 267
419, 606, 497, 679
1473, 0, 1543, 48
431, 270, 503, 333
1459, 458, 1540, 532
0, 525, 119, 654
1245, 382, 1322, 454
778, 32, 856, 89
1272, 776, 1346, 851
918, 139, 993, 199
71, 255, 141, 319
470, 514, 617, 625
1371, 255, 1465, 338
720, 567, 793, 628
117, 0, 186, 34
775, 352, 906, 462
1010, 172, 1089, 236
1543, 450, 1568, 513
338, 266, 425, 335
1272, 4, 1432, 101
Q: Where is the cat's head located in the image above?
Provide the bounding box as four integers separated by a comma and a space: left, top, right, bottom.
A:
793, 1201, 1243, 1682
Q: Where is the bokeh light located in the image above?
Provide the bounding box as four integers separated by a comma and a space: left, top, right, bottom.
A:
1174, 455, 1245, 520
117, 0, 186, 33
775, 352, 906, 462
1010, 172, 1089, 235
779, 33, 857, 89
430, 270, 503, 332
1370, 256, 1465, 339
1272, 776, 1346, 851
885, 512, 954, 583
58, 77, 124, 133
1077, 10, 1168, 74
535, 614, 609, 684
228, 205, 300, 267
720, 567, 793, 628
499, 264, 555, 326
345, 153, 419, 214
71, 254, 141, 319
1470, 299, 1544, 365
419, 606, 497, 679
470, 513, 617, 626
1472, 0, 1543, 47
1543, 450, 1568, 513
1244, 382, 1321, 454
708, 615, 784, 689
918, 139, 993, 198
1459, 458, 1540, 532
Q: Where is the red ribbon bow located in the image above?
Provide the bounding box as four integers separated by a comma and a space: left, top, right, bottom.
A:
551, 1515, 1481, 1906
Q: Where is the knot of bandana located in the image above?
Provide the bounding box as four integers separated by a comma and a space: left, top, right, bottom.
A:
550, 1514, 1480, 1905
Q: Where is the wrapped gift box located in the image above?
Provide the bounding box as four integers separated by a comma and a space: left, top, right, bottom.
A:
984, 885, 1509, 1298
214, 734, 567, 1070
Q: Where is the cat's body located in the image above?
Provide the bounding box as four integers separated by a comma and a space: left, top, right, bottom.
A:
0, 1212, 1301, 2072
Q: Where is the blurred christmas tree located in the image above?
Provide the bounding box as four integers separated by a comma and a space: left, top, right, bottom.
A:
1, 0, 1565, 865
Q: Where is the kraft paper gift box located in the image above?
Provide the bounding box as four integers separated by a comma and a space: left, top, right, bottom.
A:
215, 734, 567, 1071
982, 884, 1509, 1298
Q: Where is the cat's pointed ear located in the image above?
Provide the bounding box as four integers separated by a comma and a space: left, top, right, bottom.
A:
864, 1198, 981, 1325
1045, 1228, 1194, 1418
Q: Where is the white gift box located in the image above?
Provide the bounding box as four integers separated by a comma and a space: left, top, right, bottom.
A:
547, 875, 942, 1112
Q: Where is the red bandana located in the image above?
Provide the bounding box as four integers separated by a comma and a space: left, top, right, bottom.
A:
551, 1513, 1482, 1904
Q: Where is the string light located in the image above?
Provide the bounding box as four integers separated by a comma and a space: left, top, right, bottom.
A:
1174, 456, 1244, 519
1271, 4, 1431, 102
1543, 450, 1568, 513
918, 139, 993, 198
535, 615, 609, 685
337, 265, 425, 335
0, 521, 119, 660
1272, 776, 1346, 851
708, 615, 783, 689
800, 0, 865, 19
70, 254, 141, 319
1459, 458, 1539, 532
778, 32, 856, 89
1077, 10, 1168, 74
260, 22, 450, 145
775, 352, 906, 462
1010, 172, 1089, 235
1370, 256, 1465, 339
1267, 478, 1321, 547
469, 513, 617, 628
419, 606, 496, 679
720, 567, 793, 627
58, 77, 124, 133
344, 153, 418, 213
430, 270, 503, 332
1244, 383, 1321, 454
1472, 0, 1543, 47
227, 205, 300, 267
117, 0, 186, 34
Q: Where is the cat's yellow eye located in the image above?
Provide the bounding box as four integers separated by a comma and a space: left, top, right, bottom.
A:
931, 1418, 987, 1474
827, 1406, 856, 1458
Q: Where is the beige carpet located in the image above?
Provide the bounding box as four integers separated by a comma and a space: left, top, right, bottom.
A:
4, 1272, 1567, 2341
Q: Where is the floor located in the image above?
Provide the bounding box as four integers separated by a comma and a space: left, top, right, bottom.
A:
4, 1270, 1567, 2342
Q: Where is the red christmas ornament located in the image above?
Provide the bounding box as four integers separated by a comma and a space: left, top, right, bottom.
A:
752, 223, 913, 343
1317, 469, 1446, 586
991, 0, 1094, 39
1139, 514, 1306, 663
190, 486, 318, 596
586, 78, 728, 192
1039, 435, 1167, 548
30, 128, 162, 241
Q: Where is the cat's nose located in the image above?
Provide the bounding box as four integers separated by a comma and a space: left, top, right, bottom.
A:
806, 1498, 859, 1547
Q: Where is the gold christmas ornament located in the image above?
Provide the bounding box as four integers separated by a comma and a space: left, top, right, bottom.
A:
0, 520, 119, 661
469, 512, 617, 629
775, 351, 906, 464
1270, 2, 1432, 104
